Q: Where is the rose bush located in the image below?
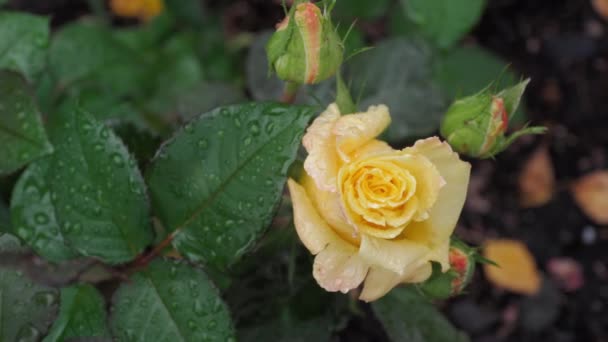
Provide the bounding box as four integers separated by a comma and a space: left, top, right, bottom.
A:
288, 103, 471, 301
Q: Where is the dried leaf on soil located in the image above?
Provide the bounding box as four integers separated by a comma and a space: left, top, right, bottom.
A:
571, 170, 608, 224
592, 0, 608, 19
519, 145, 555, 208
483, 239, 542, 295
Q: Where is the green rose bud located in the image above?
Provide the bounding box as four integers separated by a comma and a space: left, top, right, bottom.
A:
266, 1, 343, 85
417, 239, 477, 299
440, 79, 547, 159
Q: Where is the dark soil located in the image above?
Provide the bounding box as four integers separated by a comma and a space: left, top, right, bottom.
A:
462, 1, 608, 341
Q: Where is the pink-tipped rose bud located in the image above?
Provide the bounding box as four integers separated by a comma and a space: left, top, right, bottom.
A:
440, 79, 547, 159
418, 239, 477, 299
266, 1, 343, 85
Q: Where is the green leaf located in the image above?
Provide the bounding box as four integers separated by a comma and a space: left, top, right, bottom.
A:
433, 46, 517, 99
113, 14, 175, 51
175, 82, 246, 121
0, 71, 53, 175
0, 198, 9, 234
372, 287, 469, 342
0, 12, 50, 80
110, 258, 235, 342
404, 0, 486, 49
49, 22, 145, 90
348, 37, 446, 143
147, 103, 314, 270
0, 0, 8, 7
433, 46, 526, 124
46, 106, 153, 264
10, 158, 79, 262
145, 33, 205, 115
0, 267, 59, 341
333, 0, 391, 20
239, 314, 333, 342
0, 233, 29, 254
164, 0, 206, 28
43, 284, 110, 342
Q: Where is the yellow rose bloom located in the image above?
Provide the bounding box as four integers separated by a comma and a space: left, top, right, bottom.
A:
287, 103, 471, 302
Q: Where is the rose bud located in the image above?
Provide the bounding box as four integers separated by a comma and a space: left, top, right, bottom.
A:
417, 239, 477, 299
266, 1, 344, 85
440, 79, 547, 159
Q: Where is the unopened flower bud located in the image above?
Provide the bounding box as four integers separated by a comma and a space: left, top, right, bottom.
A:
266, 1, 343, 85
418, 239, 477, 299
440, 79, 547, 159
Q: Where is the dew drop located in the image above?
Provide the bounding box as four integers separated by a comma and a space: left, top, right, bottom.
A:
34, 213, 49, 224
72, 223, 82, 234
248, 121, 260, 136
193, 300, 205, 315
184, 123, 194, 133
16, 226, 31, 240
112, 153, 124, 166
33, 291, 57, 307
265, 121, 275, 134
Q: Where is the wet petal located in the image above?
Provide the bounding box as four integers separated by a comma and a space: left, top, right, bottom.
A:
359, 234, 430, 275
359, 263, 432, 302
302, 174, 359, 245
408, 137, 471, 241
313, 242, 369, 293
288, 179, 343, 254
333, 105, 391, 162
303, 103, 341, 192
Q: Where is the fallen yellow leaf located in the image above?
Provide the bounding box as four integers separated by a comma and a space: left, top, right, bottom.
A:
519, 145, 554, 207
571, 170, 608, 224
483, 239, 542, 295
110, 0, 163, 21
592, 0, 608, 19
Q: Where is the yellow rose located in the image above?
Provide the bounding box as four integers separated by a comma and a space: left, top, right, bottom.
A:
287, 103, 471, 302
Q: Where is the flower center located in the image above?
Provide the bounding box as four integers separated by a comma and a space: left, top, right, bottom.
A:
337, 151, 444, 239
341, 160, 419, 229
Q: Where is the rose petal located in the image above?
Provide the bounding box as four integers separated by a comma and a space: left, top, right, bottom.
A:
408, 137, 471, 241
333, 104, 391, 162
359, 263, 432, 302
349, 139, 393, 160
287, 179, 344, 254
303, 103, 341, 192
389, 153, 444, 216
313, 242, 369, 293
302, 174, 360, 245
359, 234, 430, 275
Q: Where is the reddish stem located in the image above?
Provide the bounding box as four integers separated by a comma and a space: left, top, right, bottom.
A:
280, 81, 300, 104
130, 231, 176, 270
